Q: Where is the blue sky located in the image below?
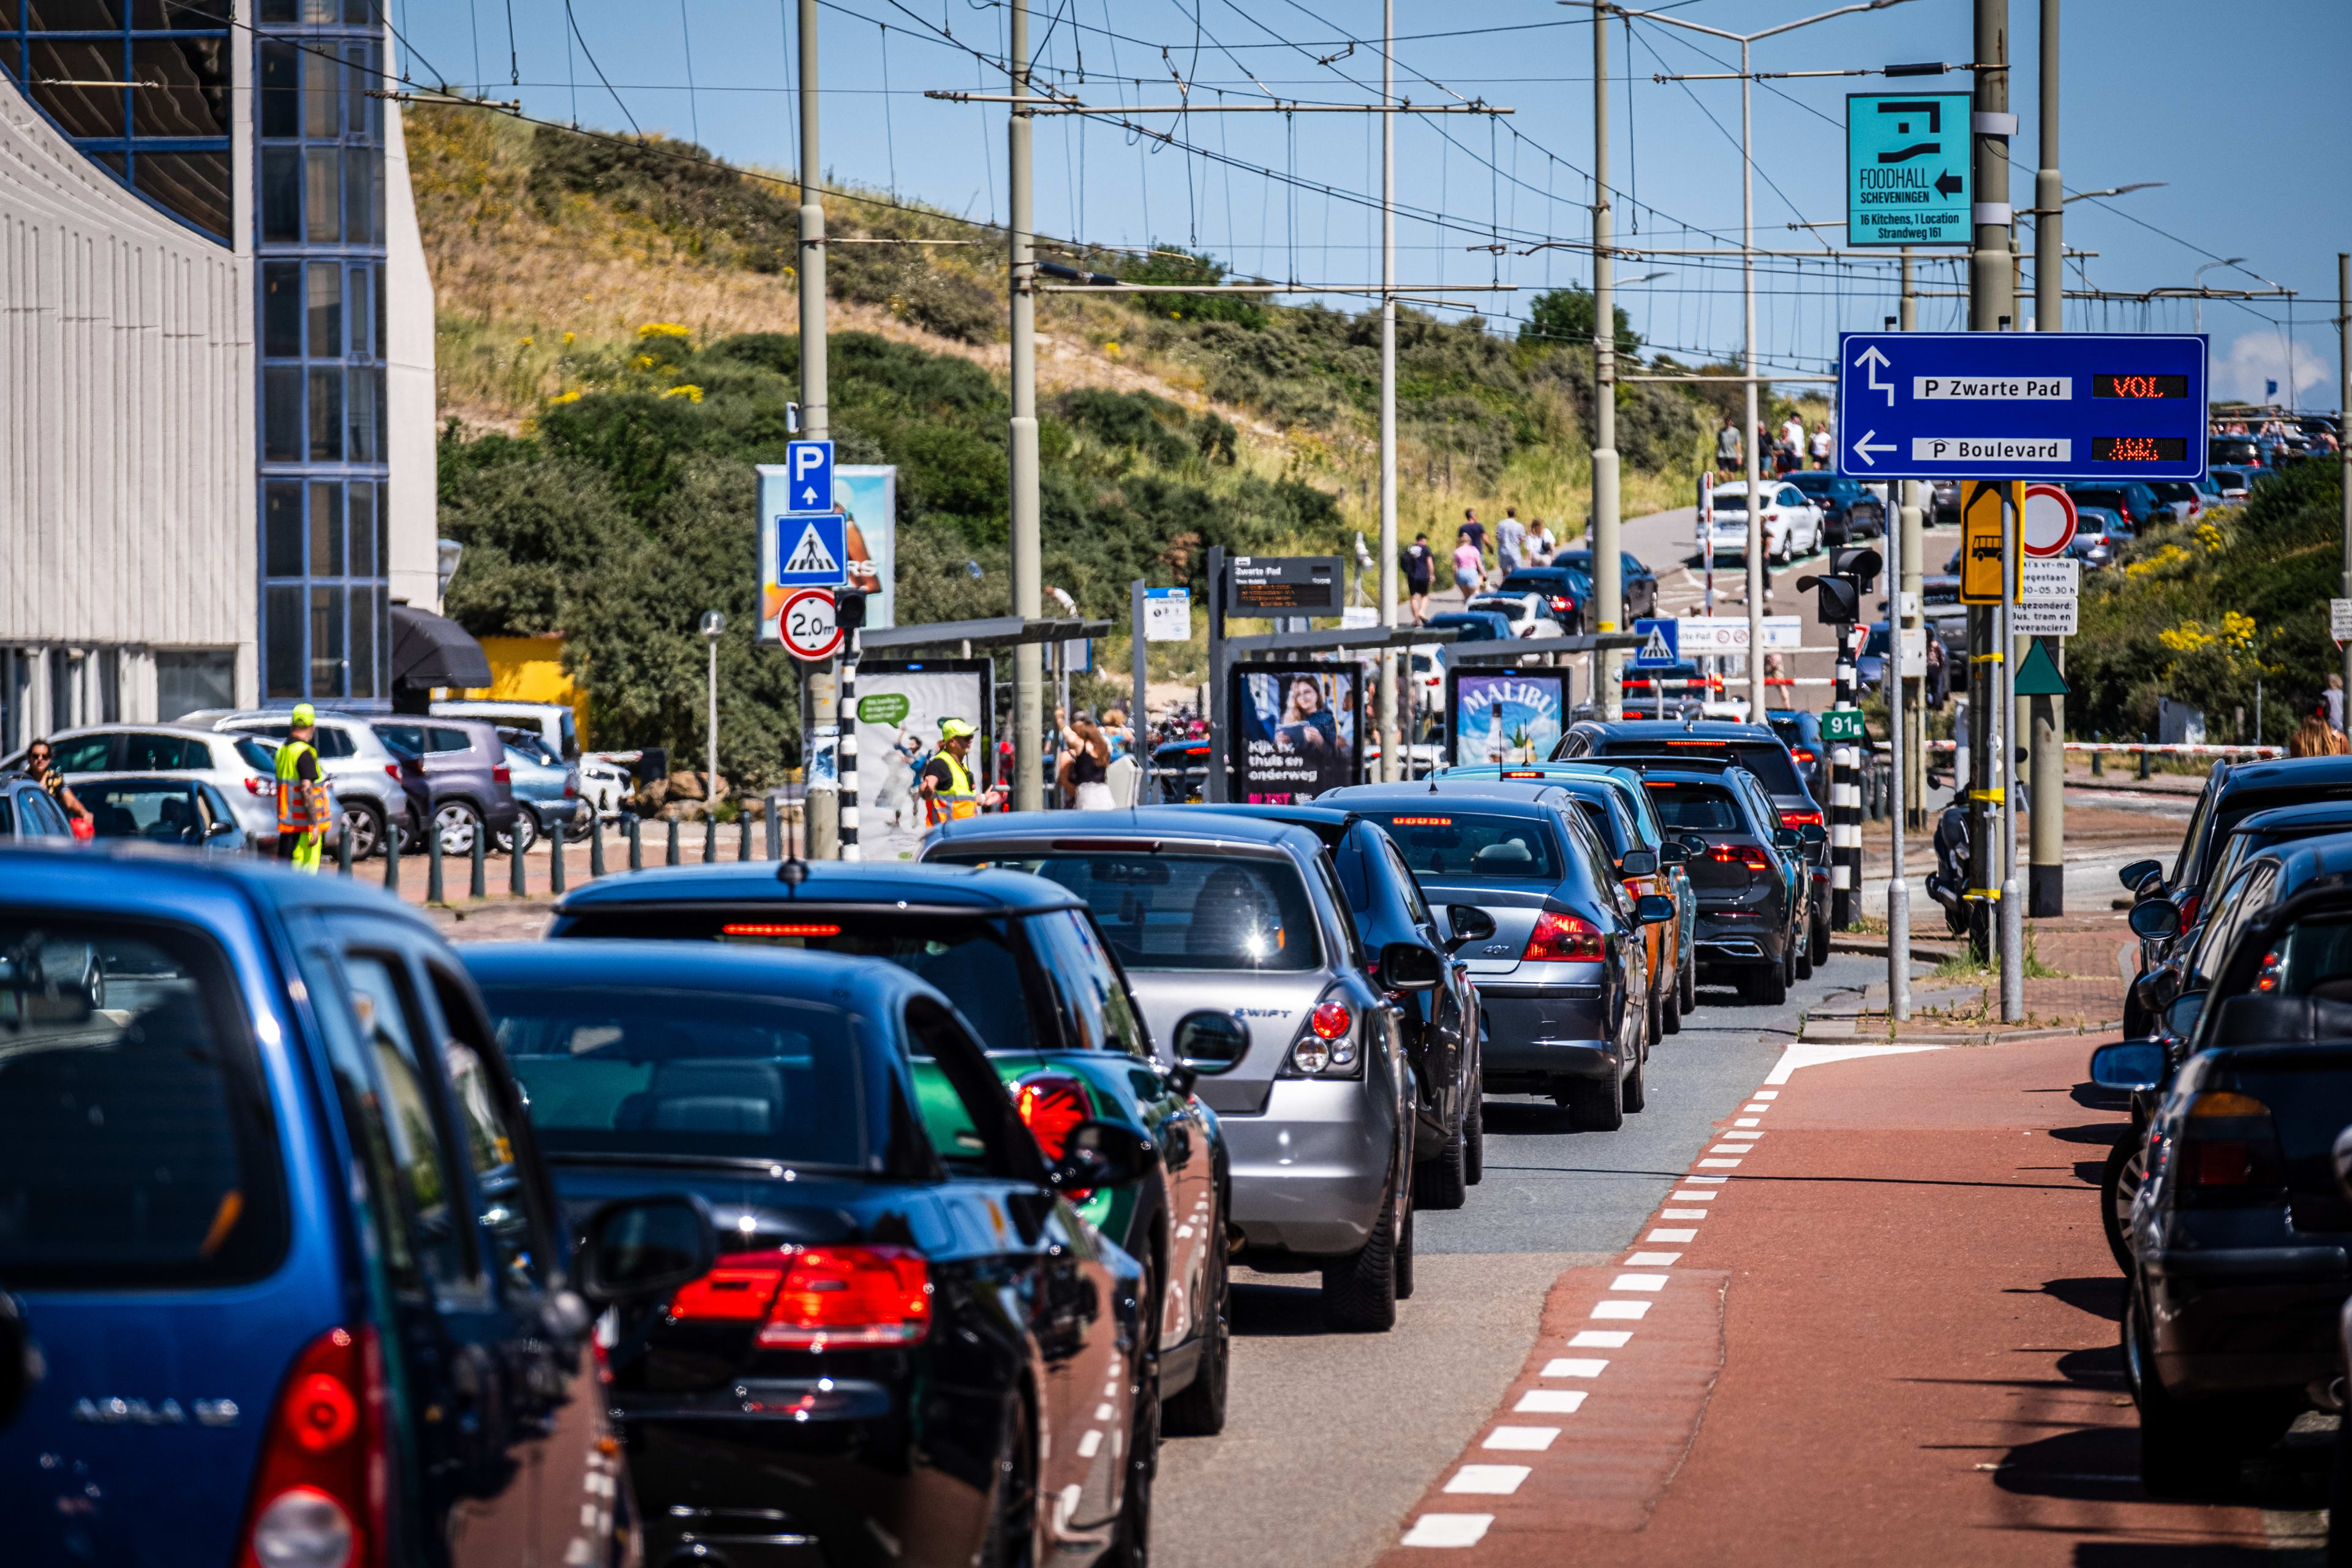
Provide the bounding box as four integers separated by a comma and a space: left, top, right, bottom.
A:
393, 0, 2348, 409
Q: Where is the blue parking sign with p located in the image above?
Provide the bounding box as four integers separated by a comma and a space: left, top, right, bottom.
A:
1633, 618, 1679, 667
786, 440, 834, 511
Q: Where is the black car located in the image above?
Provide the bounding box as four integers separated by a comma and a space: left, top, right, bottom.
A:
1785, 472, 1887, 545
463, 940, 1158, 1566
1198, 802, 1485, 1208
2094, 878, 2352, 1498
1319, 780, 1673, 1130
1493, 565, 1596, 635
545, 860, 1235, 1433
2062, 480, 2165, 534
1610, 760, 1812, 1003
1765, 710, 1828, 801
1541, 550, 1659, 622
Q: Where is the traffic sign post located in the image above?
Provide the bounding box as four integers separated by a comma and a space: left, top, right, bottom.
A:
778, 588, 844, 662
1835, 332, 2209, 482
1959, 482, 2018, 604
2016, 558, 2079, 636
1846, 92, 1971, 248
778, 511, 849, 589
785, 440, 835, 513
1634, 617, 1679, 720
2020, 483, 2078, 558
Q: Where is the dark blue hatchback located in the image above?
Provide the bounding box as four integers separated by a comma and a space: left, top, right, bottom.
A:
0, 843, 712, 1568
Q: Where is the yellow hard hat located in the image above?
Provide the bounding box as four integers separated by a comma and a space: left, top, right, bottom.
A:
290, 703, 316, 726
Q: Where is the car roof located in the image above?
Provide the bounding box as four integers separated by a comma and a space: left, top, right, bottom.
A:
0, 839, 439, 926
1584, 753, 1741, 775
1573, 718, 1782, 744
556, 859, 1085, 915
2217, 756, 2352, 798
2263, 835, 2352, 897
31, 723, 230, 742
1188, 803, 1357, 848
929, 807, 1322, 856
2234, 801, 2352, 832
1318, 780, 1570, 813
461, 938, 930, 1011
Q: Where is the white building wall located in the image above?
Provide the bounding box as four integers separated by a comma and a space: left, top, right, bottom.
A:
382, 99, 439, 614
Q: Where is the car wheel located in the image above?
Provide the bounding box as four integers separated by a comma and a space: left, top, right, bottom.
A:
2122, 977, 2148, 1038
1645, 980, 1664, 1046
1321, 1176, 1400, 1332
495, 809, 539, 858
2126, 1291, 2288, 1499
339, 800, 385, 861
979, 1393, 1040, 1568
1795, 921, 1815, 981
1393, 1185, 1416, 1302
1811, 900, 1832, 973
1102, 1266, 1159, 1568
1621, 1049, 1648, 1114
1561, 1068, 1626, 1133
1413, 1111, 1469, 1212
1463, 1084, 1485, 1185
1161, 1228, 1229, 1436
433, 801, 482, 858
2331, 1419, 2352, 1566
2101, 1135, 2144, 1275
1747, 962, 1787, 1007
1661, 971, 1683, 1035
1681, 951, 1697, 1016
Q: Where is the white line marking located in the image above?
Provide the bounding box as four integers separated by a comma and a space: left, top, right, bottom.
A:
1445, 1465, 1531, 1495
1765, 1042, 1942, 1084
1483, 1426, 1561, 1451
1094, 1403, 1114, 1420
1401, 1513, 1493, 1548
1610, 1273, 1670, 1291
1541, 1358, 1610, 1378
1591, 1300, 1652, 1319
1742, 1103, 1771, 1113
1077, 1430, 1104, 1458
1514, 1389, 1589, 1413
1670, 1190, 1718, 1201
1734, 1118, 1762, 1127
1626, 1251, 1683, 1265
1647, 1229, 1698, 1243
1720, 1129, 1762, 1139
1698, 1158, 1742, 1168
1753, 1090, 1779, 1099
1570, 1330, 1632, 1348
1706, 1145, 1751, 1155
1660, 1208, 1709, 1220
1686, 1175, 1728, 1183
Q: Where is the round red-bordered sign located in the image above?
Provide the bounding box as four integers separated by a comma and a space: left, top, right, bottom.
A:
778, 587, 844, 661
2021, 483, 2078, 558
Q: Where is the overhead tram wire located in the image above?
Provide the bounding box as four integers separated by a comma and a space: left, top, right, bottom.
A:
679, 0, 701, 146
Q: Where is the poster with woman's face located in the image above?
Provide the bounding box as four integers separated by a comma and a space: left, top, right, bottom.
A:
1452, 673, 1565, 766
1235, 667, 1359, 802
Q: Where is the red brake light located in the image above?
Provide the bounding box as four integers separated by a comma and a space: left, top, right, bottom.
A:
245, 777, 268, 796
1780, 809, 1823, 829
670, 1246, 934, 1349
1790, 748, 1815, 763
1310, 1000, 1353, 1039
722, 922, 842, 938
1014, 1073, 1096, 1192
2177, 893, 2201, 932
383, 764, 401, 780
1521, 910, 1605, 961
236, 1327, 385, 1568
492, 764, 512, 785
1548, 595, 1575, 612
1709, 843, 1777, 873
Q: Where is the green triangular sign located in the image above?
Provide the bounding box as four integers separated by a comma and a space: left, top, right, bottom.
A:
2015, 638, 2069, 697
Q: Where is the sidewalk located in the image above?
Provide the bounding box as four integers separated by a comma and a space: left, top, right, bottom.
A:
1376, 1036, 2326, 1563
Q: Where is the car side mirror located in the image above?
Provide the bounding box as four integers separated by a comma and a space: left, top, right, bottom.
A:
1635, 894, 1676, 925
2333, 1125, 2352, 1205
2088, 1039, 2165, 1093
1799, 823, 1828, 847
1774, 828, 1801, 850
575, 1194, 718, 1310
1378, 941, 1445, 992
0, 1292, 33, 1430
1173, 1010, 1250, 1075
205, 819, 236, 839
1618, 848, 1658, 877
1657, 841, 1689, 866
1047, 1120, 1152, 1194
1445, 904, 1498, 951
1681, 834, 1709, 859
2164, 991, 2206, 1041
2119, 859, 2163, 895
2133, 966, 2182, 1015
2128, 900, 2184, 940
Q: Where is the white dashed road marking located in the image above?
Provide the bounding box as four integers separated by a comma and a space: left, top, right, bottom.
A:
1610, 1273, 1670, 1292
1483, 1427, 1561, 1451
1514, 1389, 1589, 1414
1646, 1229, 1698, 1243
1401, 1514, 1493, 1548
1445, 1465, 1531, 1496
1570, 1330, 1632, 1348
1626, 1251, 1683, 1265
1591, 1300, 1652, 1319
1541, 1358, 1609, 1378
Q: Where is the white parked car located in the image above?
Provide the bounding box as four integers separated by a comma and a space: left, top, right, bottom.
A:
1705, 481, 1824, 564
195, 708, 414, 859
1464, 592, 1566, 639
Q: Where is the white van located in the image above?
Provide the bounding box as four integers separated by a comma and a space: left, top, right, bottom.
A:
431, 699, 577, 761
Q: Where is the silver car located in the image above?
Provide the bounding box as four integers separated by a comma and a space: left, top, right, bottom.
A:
924, 809, 1430, 1332
2, 725, 288, 846
198, 709, 412, 859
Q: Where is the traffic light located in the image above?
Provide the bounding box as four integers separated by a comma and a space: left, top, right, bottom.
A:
1796, 548, 1883, 625
836, 589, 869, 630
1828, 547, 1882, 593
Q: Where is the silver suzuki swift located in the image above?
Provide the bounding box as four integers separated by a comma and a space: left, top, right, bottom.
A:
924, 809, 1428, 1331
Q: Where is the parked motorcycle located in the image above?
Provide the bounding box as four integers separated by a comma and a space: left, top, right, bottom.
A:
1924, 792, 1972, 937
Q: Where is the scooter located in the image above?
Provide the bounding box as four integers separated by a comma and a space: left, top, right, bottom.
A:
1924, 793, 1972, 938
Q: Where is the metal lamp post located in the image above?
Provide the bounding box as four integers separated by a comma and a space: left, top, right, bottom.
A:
700, 611, 725, 802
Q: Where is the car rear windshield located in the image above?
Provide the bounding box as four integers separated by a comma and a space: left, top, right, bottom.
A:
1357, 811, 1561, 880
556, 909, 1034, 1056
87, 782, 211, 843
0, 918, 288, 1289
938, 853, 1321, 972
1643, 782, 1746, 834
1599, 739, 1802, 795
483, 987, 868, 1169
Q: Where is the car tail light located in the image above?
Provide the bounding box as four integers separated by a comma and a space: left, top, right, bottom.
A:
1709, 843, 1777, 873
722, 922, 843, 938
1548, 595, 1576, 612
1780, 809, 1823, 829
2177, 1090, 2285, 1196
564, 783, 577, 797
669, 1246, 933, 1349
383, 764, 401, 781
492, 765, 512, 785
1790, 748, 1815, 763
1310, 1000, 1352, 1039
1013, 1073, 1095, 1167
236, 1327, 385, 1568
2253, 947, 2283, 992
1289, 995, 1361, 1076
2176, 893, 2201, 933
1521, 910, 1605, 961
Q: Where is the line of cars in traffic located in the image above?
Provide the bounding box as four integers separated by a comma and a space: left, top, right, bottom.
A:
0, 712, 1832, 1567
2082, 753, 2352, 1531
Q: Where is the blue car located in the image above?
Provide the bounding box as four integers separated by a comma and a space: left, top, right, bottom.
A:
0, 843, 716, 1568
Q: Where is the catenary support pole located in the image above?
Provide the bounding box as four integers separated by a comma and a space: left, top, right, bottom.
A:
1592, 7, 1622, 717
1206, 546, 1230, 802
1900, 250, 1926, 832
1131, 579, 1153, 804
1888, 578, 1910, 1020
840, 628, 861, 858
1740, 39, 1766, 722
1377, 0, 1400, 780
2340, 255, 2350, 708
1967, 0, 2014, 965
798, 0, 839, 857
1007, 0, 1043, 812
2000, 492, 2024, 1020
1831, 629, 1858, 927
2028, 0, 2065, 916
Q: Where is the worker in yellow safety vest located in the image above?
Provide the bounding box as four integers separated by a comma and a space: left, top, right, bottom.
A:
275, 703, 332, 872
919, 718, 1000, 829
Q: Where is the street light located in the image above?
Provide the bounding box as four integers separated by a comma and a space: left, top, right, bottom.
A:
2193, 257, 2248, 333
2065, 181, 2165, 203
699, 610, 725, 799
1591, 0, 1916, 721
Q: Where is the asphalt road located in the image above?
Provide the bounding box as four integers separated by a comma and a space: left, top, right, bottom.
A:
1153, 952, 1886, 1568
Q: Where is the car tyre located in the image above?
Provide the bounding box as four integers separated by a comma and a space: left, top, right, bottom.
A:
1161, 1232, 1229, 1437
339, 799, 385, 861
2331, 1417, 2352, 1566
979, 1394, 1041, 1568
1747, 962, 1787, 1007
1394, 1188, 1416, 1301
1661, 971, 1683, 1035
1811, 900, 1832, 976
433, 801, 483, 858
1463, 1086, 1485, 1185
1102, 1266, 1159, 1568
1622, 1049, 1648, 1114
1681, 951, 1697, 1016
496, 808, 539, 857
1414, 1113, 1469, 1212
1321, 1177, 1400, 1332
1646, 982, 1664, 1046
1563, 1068, 1626, 1132
1795, 921, 1815, 981
2101, 1134, 2143, 1275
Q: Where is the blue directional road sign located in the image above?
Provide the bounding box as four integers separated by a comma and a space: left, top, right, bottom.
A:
1834, 332, 2209, 483
783, 439, 835, 513
1847, 92, 1970, 247
1632, 617, 1680, 667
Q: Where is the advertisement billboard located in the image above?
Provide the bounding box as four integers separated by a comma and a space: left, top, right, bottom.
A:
853, 658, 992, 861
1448, 670, 1567, 767
1232, 664, 1360, 803
758, 464, 899, 641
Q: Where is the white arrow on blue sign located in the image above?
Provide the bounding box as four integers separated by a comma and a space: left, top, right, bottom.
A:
786, 440, 835, 512
1632, 617, 1680, 666
777, 511, 848, 588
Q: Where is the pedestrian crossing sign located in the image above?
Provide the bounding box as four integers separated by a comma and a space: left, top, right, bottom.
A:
778, 512, 848, 587
1633, 617, 1680, 666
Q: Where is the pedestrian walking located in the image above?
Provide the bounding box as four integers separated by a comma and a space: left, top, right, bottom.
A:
1809, 421, 1832, 469
1457, 507, 1487, 559
921, 718, 1000, 829
1401, 533, 1435, 624
1057, 707, 1115, 810
1530, 518, 1558, 565
2292, 699, 2350, 758
1452, 535, 1485, 599
2329, 673, 2345, 734
1716, 417, 1744, 470
274, 702, 331, 872
1496, 507, 1528, 577
20, 737, 93, 835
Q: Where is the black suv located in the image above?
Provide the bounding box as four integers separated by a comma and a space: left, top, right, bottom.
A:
1784, 472, 1887, 544
1605, 760, 1812, 1004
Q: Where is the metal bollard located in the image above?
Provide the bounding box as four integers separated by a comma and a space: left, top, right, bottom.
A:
427, 820, 445, 905
510, 824, 528, 896
588, 812, 606, 878
2138, 736, 2152, 781
2091, 744, 2103, 777
628, 813, 643, 871
337, 820, 353, 878
548, 815, 566, 895
703, 816, 717, 863
666, 818, 680, 866
738, 815, 752, 861
766, 805, 782, 861
470, 820, 487, 899
383, 816, 401, 896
